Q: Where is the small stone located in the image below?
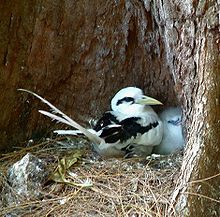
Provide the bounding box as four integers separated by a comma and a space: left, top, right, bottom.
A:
7, 153, 49, 200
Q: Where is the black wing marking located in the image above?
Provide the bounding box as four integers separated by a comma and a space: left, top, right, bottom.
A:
99, 125, 124, 143
120, 117, 158, 142
99, 117, 159, 144
93, 112, 120, 132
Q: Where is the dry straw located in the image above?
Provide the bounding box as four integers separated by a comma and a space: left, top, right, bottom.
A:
0, 137, 183, 217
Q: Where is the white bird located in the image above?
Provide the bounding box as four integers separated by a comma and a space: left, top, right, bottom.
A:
153, 107, 185, 155
19, 87, 163, 158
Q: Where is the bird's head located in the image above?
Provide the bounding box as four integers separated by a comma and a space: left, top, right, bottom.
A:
111, 87, 163, 115
160, 107, 182, 126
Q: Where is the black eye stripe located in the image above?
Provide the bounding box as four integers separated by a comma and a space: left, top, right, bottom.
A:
116, 97, 135, 106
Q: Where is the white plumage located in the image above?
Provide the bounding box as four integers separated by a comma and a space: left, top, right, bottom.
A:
89, 87, 164, 157
153, 107, 185, 155
19, 87, 163, 158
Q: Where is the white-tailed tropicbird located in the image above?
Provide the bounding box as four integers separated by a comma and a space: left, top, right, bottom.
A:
18, 87, 163, 158
153, 107, 185, 155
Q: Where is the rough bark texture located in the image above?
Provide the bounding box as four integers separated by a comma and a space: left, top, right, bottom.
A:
152, 0, 220, 216
0, 0, 177, 152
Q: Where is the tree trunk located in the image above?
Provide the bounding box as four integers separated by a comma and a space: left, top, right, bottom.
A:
0, 0, 177, 152
152, 0, 220, 215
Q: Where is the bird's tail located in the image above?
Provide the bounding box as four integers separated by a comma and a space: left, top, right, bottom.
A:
54, 128, 97, 136
54, 129, 83, 136
18, 89, 103, 145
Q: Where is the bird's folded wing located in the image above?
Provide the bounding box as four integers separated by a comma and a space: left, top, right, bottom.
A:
99, 117, 159, 145
93, 112, 120, 132
97, 124, 123, 143
98, 118, 142, 144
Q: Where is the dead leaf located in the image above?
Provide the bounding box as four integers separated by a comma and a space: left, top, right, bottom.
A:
51, 150, 83, 183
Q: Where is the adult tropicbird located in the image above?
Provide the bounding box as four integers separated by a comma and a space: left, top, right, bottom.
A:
19, 87, 163, 157
153, 107, 185, 155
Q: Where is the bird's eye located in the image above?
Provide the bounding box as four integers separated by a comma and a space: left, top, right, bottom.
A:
116, 97, 135, 106
168, 117, 182, 125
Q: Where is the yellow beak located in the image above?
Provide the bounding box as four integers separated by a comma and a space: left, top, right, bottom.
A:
136, 95, 163, 105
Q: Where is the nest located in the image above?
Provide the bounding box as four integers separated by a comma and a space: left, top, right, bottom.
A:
0, 137, 183, 217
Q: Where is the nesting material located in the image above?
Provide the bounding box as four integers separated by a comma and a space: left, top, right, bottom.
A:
0, 137, 182, 217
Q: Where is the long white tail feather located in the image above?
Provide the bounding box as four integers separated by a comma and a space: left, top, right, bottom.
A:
54, 128, 97, 135
18, 89, 79, 125
19, 89, 65, 115
54, 130, 82, 135
39, 110, 102, 144
18, 89, 103, 145
39, 110, 75, 126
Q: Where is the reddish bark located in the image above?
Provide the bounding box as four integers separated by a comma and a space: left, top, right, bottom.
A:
0, 0, 177, 151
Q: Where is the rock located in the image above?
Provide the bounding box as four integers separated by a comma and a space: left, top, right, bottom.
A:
7, 153, 48, 202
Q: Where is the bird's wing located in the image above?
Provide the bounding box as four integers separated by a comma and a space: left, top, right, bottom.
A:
18, 89, 103, 145
96, 124, 123, 143
93, 112, 120, 131
98, 116, 160, 144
